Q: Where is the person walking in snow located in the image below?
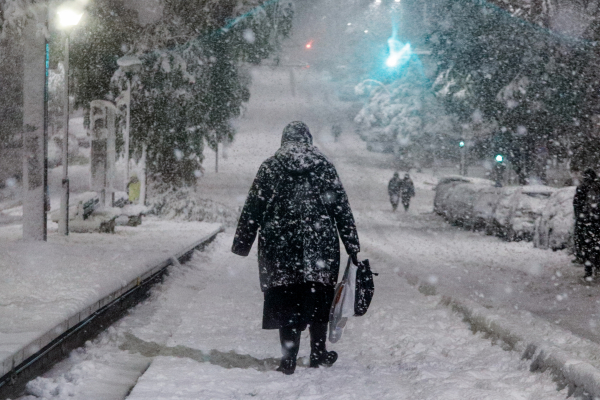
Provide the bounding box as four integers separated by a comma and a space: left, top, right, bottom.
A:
574, 168, 600, 279
232, 121, 361, 375
400, 173, 415, 212
388, 172, 402, 212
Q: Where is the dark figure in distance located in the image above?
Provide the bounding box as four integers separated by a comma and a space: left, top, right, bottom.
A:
388, 172, 415, 212
331, 124, 342, 142
573, 168, 600, 279
232, 121, 361, 375
400, 173, 415, 211
388, 172, 402, 211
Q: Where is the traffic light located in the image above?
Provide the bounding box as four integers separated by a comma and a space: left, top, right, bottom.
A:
459, 140, 465, 148
495, 154, 504, 163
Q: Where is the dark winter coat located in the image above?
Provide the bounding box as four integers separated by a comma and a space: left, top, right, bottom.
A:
232, 142, 360, 291
400, 178, 415, 202
388, 176, 402, 200
574, 171, 600, 266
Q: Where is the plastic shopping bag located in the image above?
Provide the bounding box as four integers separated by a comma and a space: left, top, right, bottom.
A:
328, 257, 356, 343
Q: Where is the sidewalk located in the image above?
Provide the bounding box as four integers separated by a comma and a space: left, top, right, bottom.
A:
0, 218, 222, 386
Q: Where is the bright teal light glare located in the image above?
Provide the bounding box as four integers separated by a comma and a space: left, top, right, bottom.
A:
495, 155, 504, 162
459, 141, 465, 148
386, 39, 411, 68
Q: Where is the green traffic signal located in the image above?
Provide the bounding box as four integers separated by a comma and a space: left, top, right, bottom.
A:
495, 154, 504, 163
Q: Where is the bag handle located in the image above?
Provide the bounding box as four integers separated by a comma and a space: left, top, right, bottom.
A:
349, 257, 379, 276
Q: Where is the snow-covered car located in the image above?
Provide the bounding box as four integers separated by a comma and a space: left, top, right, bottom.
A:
491, 187, 521, 238
534, 186, 576, 250
445, 183, 492, 227
434, 176, 472, 217
507, 186, 557, 241
471, 186, 502, 233
434, 176, 494, 224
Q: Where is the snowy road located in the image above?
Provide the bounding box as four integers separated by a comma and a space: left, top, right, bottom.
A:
17, 67, 573, 399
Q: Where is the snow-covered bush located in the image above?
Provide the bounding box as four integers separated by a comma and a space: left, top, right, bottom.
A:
148, 186, 239, 227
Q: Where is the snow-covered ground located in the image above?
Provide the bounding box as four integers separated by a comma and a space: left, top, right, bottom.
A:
13, 66, 590, 399
0, 218, 220, 380
19, 236, 567, 400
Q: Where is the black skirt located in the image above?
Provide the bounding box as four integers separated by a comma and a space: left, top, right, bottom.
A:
262, 282, 334, 330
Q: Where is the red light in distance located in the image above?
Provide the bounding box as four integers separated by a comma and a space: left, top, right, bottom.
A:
305, 40, 314, 49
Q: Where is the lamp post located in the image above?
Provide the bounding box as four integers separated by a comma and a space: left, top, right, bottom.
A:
459, 140, 467, 176
116, 55, 142, 192
57, 8, 83, 236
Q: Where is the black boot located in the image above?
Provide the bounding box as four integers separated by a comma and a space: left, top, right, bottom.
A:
309, 322, 338, 368
277, 326, 300, 375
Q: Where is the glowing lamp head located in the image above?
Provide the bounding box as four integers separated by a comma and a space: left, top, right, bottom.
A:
386, 40, 411, 68
495, 155, 504, 163
57, 9, 83, 28
459, 141, 465, 148
305, 40, 313, 50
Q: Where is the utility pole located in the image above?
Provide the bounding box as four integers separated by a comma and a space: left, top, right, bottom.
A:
459, 140, 467, 176
215, 142, 219, 173
22, 3, 49, 241
56, 8, 82, 235
59, 33, 70, 234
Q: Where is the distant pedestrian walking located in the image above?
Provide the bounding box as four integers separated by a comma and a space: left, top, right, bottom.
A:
574, 169, 600, 279
389, 172, 415, 212
232, 121, 362, 375
331, 124, 342, 142
388, 172, 402, 211
400, 173, 415, 211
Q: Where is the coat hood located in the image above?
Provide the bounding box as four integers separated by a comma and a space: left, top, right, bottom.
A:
281, 121, 313, 146
274, 143, 329, 174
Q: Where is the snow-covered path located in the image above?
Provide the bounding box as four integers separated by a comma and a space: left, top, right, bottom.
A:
124, 235, 565, 400
17, 67, 571, 399
21, 235, 566, 399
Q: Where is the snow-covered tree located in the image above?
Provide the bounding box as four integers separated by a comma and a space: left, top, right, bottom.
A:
427, 0, 590, 180
355, 61, 457, 169
110, 0, 294, 186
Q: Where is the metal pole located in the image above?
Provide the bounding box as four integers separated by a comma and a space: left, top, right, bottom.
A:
139, 143, 147, 205
124, 78, 131, 191
460, 145, 467, 176
59, 34, 70, 235
215, 142, 219, 173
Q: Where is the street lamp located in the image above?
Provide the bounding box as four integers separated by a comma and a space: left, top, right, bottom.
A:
57, 7, 83, 236
117, 55, 142, 193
